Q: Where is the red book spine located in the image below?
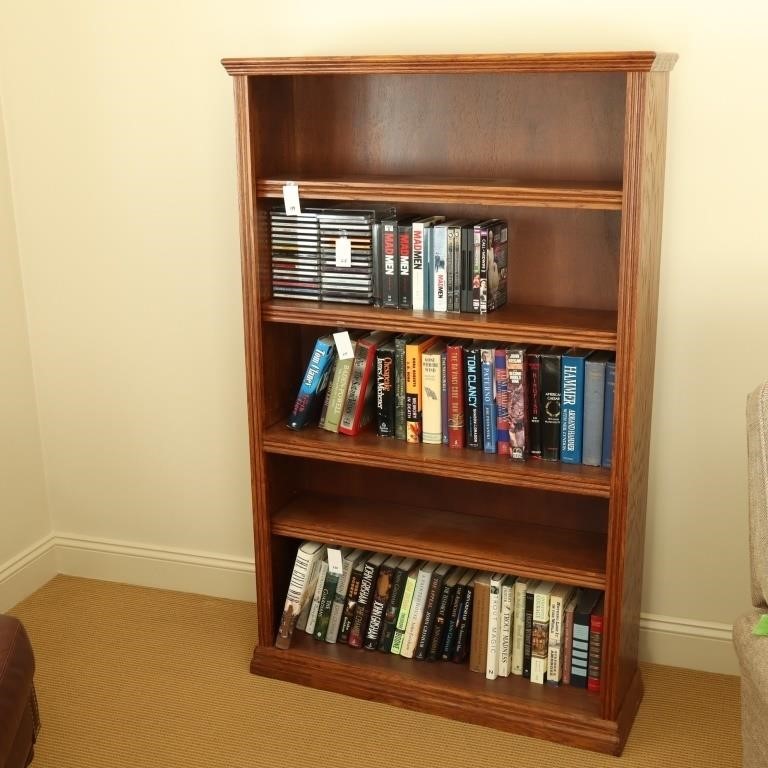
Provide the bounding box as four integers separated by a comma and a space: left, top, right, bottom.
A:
338, 341, 377, 436
447, 343, 465, 449
587, 609, 604, 693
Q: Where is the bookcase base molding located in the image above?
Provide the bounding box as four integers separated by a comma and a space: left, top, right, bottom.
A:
250, 639, 643, 755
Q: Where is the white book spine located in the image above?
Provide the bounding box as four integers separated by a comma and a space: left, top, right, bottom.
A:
547, 644, 561, 684
294, 548, 325, 632
498, 580, 514, 677
412, 222, 425, 311
486, 574, 503, 680
401, 568, 432, 658
325, 553, 358, 644
511, 579, 528, 675
305, 560, 328, 634
530, 590, 551, 685
421, 350, 443, 445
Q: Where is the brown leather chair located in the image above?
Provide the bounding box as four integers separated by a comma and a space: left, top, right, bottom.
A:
0, 615, 40, 768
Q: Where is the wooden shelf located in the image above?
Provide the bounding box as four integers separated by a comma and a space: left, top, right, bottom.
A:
262, 300, 617, 350
250, 631, 627, 754
271, 494, 607, 589
256, 176, 622, 210
263, 422, 611, 498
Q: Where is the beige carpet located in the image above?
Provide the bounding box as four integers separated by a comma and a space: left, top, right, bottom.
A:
10, 575, 741, 767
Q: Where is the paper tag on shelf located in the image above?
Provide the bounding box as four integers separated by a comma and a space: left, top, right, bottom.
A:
333, 331, 354, 361
282, 182, 301, 216
334, 236, 351, 268
327, 548, 344, 576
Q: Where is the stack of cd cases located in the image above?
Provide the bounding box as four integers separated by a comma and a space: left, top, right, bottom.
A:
270, 208, 379, 305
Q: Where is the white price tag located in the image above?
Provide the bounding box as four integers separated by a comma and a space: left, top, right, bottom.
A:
335, 236, 351, 268
282, 182, 301, 216
333, 331, 355, 361
327, 548, 344, 577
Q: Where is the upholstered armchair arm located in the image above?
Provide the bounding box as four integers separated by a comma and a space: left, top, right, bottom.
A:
747, 381, 768, 610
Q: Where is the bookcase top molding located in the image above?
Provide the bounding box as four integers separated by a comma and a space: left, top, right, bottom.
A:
221, 52, 677, 77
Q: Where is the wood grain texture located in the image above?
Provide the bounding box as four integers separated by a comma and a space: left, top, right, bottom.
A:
602, 71, 670, 723
262, 421, 611, 497
250, 633, 622, 754
272, 494, 607, 588
256, 176, 622, 209
263, 301, 618, 349
222, 52, 677, 76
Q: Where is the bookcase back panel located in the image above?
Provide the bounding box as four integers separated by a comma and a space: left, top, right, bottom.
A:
288, 457, 608, 534
281, 73, 626, 183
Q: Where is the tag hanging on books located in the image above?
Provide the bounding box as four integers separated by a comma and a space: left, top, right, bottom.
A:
335, 233, 351, 268
282, 182, 301, 216
327, 548, 344, 577
333, 331, 355, 361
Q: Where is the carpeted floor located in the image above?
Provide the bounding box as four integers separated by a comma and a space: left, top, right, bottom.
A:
10, 575, 741, 767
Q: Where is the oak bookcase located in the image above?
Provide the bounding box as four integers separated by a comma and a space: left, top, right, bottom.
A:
222, 52, 676, 755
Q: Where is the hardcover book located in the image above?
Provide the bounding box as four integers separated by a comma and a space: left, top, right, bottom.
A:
348, 552, 388, 648
401, 561, 439, 658
325, 548, 366, 644
405, 335, 440, 443
545, 583, 576, 686
287, 335, 336, 430
498, 574, 517, 677
416, 563, 452, 659
464, 343, 483, 450
561, 593, 578, 685
582, 351, 614, 466
427, 567, 465, 661
441, 569, 476, 661
560, 348, 591, 464
339, 552, 369, 644
395, 334, 417, 440
441, 347, 448, 445
506, 345, 528, 460
481, 346, 497, 453
304, 560, 328, 636
530, 581, 556, 685
495, 347, 510, 456
364, 555, 403, 650
378, 556, 417, 652
375, 341, 397, 438
486, 572, 505, 680
522, 579, 540, 678
602, 360, 617, 468
446, 340, 466, 449
275, 541, 326, 650
526, 346, 543, 458
322, 333, 363, 433
469, 572, 492, 674
390, 560, 421, 655
540, 347, 563, 461
587, 595, 606, 692
314, 548, 352, 642
421, 340, 447, 445
570, 588, 603, 688
452, 573, 476, 664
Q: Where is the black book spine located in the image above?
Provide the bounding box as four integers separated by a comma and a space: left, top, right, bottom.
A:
416, 571, 444, 659
339, 565, 365, 644
464, 345, 483, 449
527, 350, 543, 458
394, 335, 409, 440
376, 346, 396, 437
441, 583, 466, 660
378, 566, 409, 652
452, 584, 474, 663
398, 223, 412, 309
479, 228, 489, 314
523, 589, 535, 678
459, 225, 470, 313
540, 350, 562, 461
427, 581, 454, 660
381, 221, 398, 307
452, 225, 463, 314
349, 560, 380, 648
363, 561, 396, 651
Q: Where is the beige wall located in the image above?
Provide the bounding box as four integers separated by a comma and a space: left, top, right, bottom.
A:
0, 1, 765, 645
0, 94, 50, 566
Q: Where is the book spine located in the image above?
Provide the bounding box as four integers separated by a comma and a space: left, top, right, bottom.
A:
587, 614, 604, 692
526, 350, 543, 458
275, 545, 320, 650
338, 341, 376, 435
287, 338, 335, 430
364, 562, 396, 650
479, 227, 489, 314
506, 347, 527, 460
401, 569, 432, 659
545, 591, 569, 685
447, 343, 466, 449
481, 348, 497, 453
411, 222, 425, 311
421, 349, 443, 445
464, 346, 483, 450
304, 560, 328, 635
378, 566, 409, 652
394, 336, 408, 440
325, 555, 357, 644
540, 351, 562, 461
406, 340, 434, 443
511, 580, 528, 675
317, 358, 335, 430
602, 361, 616, 468
530, 591, 550, 685
398, 222, 412, 309
338, 567, 364, 644
452, 584, 474, 663
582, 358, 607, 466
348, 560, 380, 649
441, 583, 465, 661
498, 580, 514, 677
486, 576, 502, 680
376, 346, 396, 438
495, 348, 510, 456
469, 578, 490, 674
428, 580, 454, 661
561, 353, 586, 463
313, 569, 339, 641
570, 610, 591, 688
416, 571, 444, 659
381, 221, 398, 307
390, 572, 417, 655
433, 226, 448, 312
523, 589, 535, 678
440, 348, 448, 445
322, 355, 354, 433
562, 602, 576, 685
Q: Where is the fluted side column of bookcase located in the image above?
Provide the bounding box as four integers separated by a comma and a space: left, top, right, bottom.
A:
223, 52, 675, 755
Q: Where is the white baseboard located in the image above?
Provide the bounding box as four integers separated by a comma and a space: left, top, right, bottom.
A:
1, 535, 736, 674
0, 534, 58, 612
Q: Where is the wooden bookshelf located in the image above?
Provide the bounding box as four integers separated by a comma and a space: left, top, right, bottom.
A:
224, 51, 675, 755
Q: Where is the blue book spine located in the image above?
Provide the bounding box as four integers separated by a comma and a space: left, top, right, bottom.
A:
601, 361, 616, 468
287, 336, 336, 430
424, 228, 434, 311
481, 347, 497, 453
494, 348, 510, 457
582, 356, 608, 466
440, 348, 449, 444
560, 351, 588, 463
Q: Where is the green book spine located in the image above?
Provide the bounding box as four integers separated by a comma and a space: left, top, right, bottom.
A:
313, 570, 339, 641
394, 335, 410, 440
390, 571, 418, 654
322, 355, 355, 433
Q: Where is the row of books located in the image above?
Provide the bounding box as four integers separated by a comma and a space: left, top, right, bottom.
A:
288, 329, 616, 467
276, 542, 605, 691
270, 208, 508, 314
